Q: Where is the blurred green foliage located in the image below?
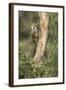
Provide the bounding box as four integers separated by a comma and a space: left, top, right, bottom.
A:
19, 11, 58, 79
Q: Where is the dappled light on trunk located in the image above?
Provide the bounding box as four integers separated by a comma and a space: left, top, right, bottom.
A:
34, 13, 49, 64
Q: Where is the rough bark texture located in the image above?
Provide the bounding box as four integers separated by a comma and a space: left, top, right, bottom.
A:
34, 13, 49, 64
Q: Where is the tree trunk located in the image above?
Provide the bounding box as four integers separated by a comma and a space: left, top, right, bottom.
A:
34, 13, 49, 64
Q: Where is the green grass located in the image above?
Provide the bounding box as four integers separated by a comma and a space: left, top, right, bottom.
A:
19, 12, 58, 79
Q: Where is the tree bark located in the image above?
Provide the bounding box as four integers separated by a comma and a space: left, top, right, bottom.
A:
34, 13, 49, 64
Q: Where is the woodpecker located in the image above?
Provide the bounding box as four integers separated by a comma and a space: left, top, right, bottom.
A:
31, 23, 39, 45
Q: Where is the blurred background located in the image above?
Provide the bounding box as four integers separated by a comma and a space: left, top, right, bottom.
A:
19, 11, 58, 79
